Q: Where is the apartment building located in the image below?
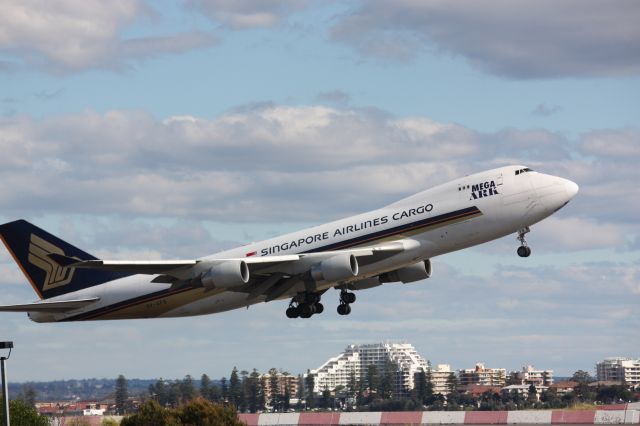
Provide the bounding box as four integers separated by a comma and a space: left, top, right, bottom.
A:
517, 365, 554, 386
458, 363, 506, 387
596, 357, 640, 385
306, 342, 428, 397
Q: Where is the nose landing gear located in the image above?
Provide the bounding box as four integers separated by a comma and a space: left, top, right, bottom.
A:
516, 226, 532, 257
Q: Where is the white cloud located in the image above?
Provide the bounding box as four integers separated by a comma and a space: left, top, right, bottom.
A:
0, 0, 217, 73
186, 0, 306, 29
533, 216, 627, 251
0, 104, 637, 241
580, 128, 640, 158
330, 0, 640, 78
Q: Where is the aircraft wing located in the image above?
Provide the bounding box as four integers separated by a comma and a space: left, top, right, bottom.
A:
48, 241, 406, 277
46, 241, 409, 301
0, 297, 100, 312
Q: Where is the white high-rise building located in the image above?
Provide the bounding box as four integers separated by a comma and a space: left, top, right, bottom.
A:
306, 342, 428, 397
596, 357, 640, 385
518, 365, 554, 386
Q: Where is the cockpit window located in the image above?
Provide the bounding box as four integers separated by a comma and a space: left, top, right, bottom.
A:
515, 167, 533, 175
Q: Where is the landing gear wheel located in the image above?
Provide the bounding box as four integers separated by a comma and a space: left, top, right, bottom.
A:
337, 304, 351, 315
286, 306, 299, 318
299, 303, 315, 318
517, 246, 531, 257
343, 292, 356, 304
314, 302, 324, 314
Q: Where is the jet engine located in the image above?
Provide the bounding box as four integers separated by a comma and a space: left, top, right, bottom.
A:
201, 260, 250, 289
311, 254, 359, 283
379, 260, 431, 284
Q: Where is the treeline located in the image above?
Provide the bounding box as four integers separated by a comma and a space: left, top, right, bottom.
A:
9, 378, 156, 401
146, 367, 296, 413
143, 368, 639, 413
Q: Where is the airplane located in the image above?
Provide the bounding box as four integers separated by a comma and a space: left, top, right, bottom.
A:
0, 165, 578, 322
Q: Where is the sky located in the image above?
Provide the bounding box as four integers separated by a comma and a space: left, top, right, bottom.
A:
0, 0, 639, 383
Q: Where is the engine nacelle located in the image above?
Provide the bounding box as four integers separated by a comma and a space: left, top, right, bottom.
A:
311, 254, 359, 283
380, 260, 432, 284
348, 277, 382, 291
201, 260, 250, 289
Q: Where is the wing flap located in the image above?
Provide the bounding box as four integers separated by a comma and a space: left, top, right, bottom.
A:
0, 297, 100, 312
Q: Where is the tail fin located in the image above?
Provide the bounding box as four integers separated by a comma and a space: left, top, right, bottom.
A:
0, 220, 130, 299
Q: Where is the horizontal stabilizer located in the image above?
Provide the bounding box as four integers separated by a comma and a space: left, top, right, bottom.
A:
0, 297, 100, 312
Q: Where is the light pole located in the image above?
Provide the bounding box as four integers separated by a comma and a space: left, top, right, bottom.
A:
0, 341, 12, 426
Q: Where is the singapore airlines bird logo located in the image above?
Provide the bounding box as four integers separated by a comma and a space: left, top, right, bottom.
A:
28, 234, 76, 290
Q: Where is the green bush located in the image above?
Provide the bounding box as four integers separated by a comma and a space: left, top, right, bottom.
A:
0, 399, 48, 426
121, 398, 243, 426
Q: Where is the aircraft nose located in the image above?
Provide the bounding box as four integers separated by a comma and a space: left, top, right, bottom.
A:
563, 179, 579, 200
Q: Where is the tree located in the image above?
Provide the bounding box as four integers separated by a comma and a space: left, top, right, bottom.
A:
347, 369, 358, 400
150, 378, 169, 407
201, 374, 212, 401
283, 382, 291, 411
446, 372, 458, 394
414, 369, 427, 403
209, 380, 222, 403
220, 377, 228, 402
18, 384, 37, 408
0, 399, 48, 426
445, 373, 460, 409
366, 365, 379, 395
168, 381, 181, 407
120, 400, 179, 426
320, 388, 332, 409
305, 371, 315, 408
378, 362, 394, 399
121, 398, 244, 426
572, 370, 594, 384
115, 374, 129, 415
180, 375, 197, 403
424, 362, 435, 404
239, 370, 249, 412
229, 367, 241, 407
269, 368, 280, 411
528, 384, 538, 403
506, 371, 521, 385
179, 398, 244, 426
246, 369, 263, 413
296, 374, 305, 409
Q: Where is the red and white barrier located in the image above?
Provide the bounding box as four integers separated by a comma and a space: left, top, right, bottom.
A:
238, 408, 640, 425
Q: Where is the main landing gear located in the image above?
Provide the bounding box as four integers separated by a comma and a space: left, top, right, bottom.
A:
337, 288, 356, 316
516, 226, 532, 258
285, 288, 357, 318
286, 293, 323, 319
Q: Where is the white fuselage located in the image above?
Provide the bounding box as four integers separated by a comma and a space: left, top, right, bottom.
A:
30, 165, 578, 322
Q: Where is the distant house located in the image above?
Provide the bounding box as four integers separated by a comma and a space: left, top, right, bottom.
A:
501, 384, 548, 400
549, 380, 578, 395
460, 384, 502, 398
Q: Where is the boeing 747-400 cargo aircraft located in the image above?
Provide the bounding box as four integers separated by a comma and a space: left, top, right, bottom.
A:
0, 165, 578, 322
